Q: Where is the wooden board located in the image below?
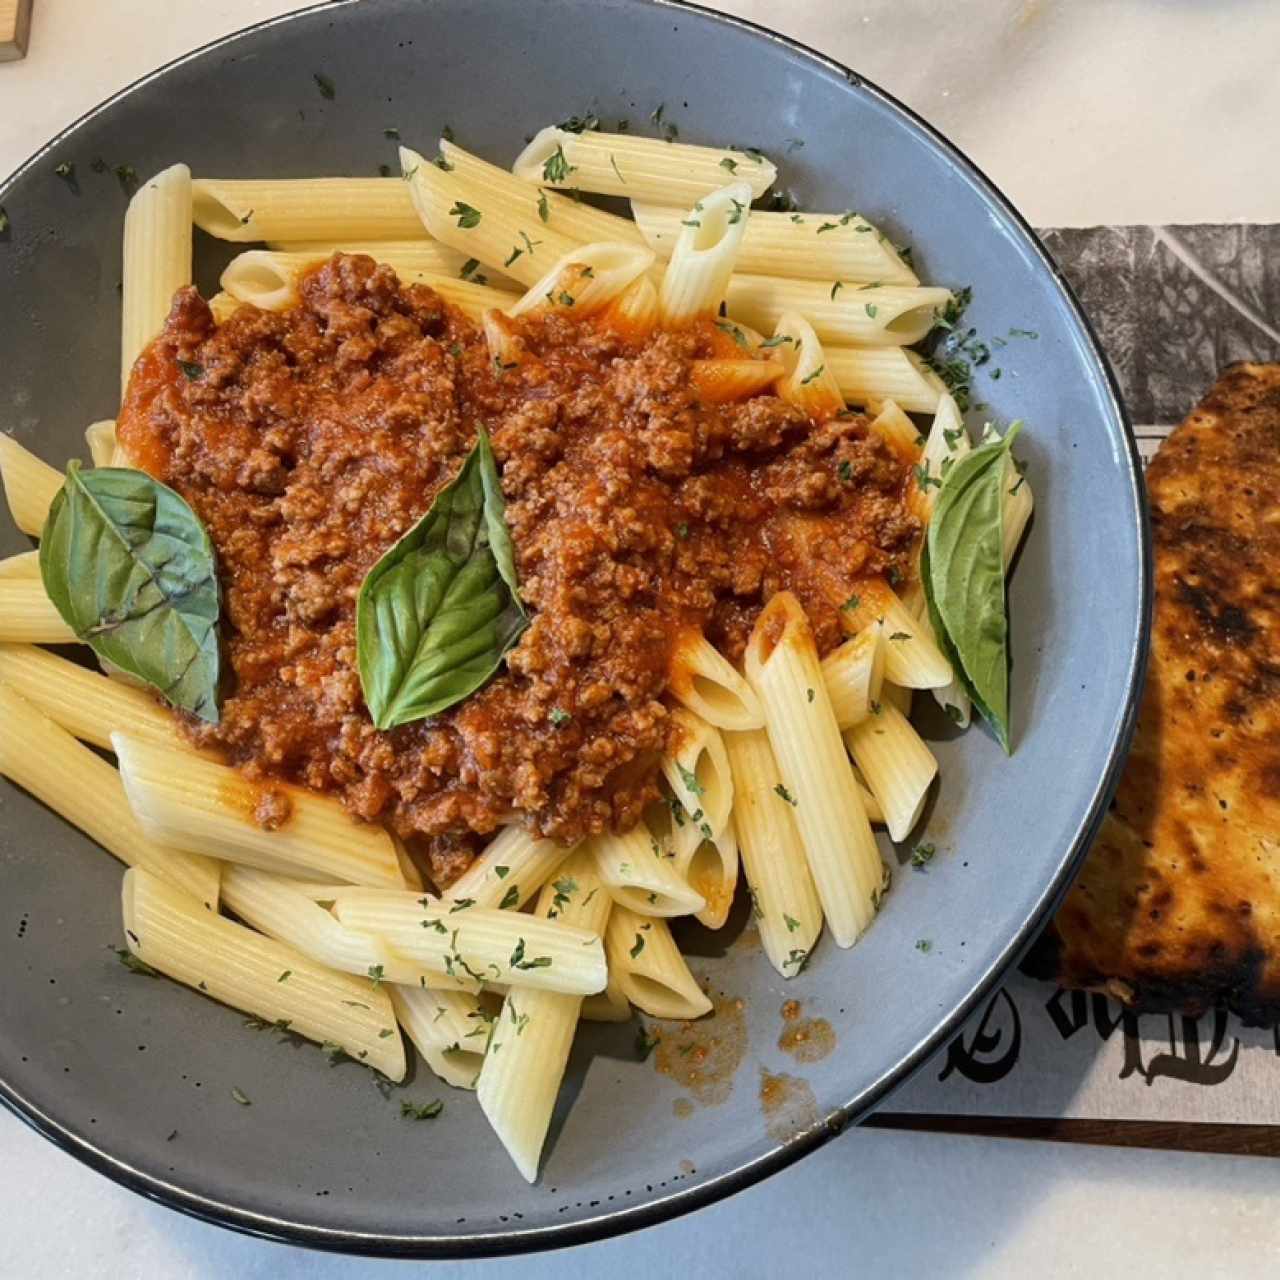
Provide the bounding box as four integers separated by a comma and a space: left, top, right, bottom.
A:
0, 0, 33, 62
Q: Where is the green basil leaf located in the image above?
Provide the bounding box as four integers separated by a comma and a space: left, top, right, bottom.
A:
923, 423, 1023, 753
39, 463, 221, 722
356, 426, 527, 729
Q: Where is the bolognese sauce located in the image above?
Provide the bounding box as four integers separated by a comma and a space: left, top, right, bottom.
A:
117, 254, 919, 885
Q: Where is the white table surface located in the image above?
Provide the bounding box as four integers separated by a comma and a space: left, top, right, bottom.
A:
5, 2, 1280, 1275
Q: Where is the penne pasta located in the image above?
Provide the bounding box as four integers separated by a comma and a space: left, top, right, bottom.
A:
744, 593, 884, 946
660, 707, 734, 843
674, 817, 740, 931
605, 907, 711, 1020
843, 580, 953, 691
723, 728, 824, 978
444, 824, 571, 912
401, 147, 582, 288
823, 345, 947, 414
123, 867, 405, 1080
601, 273, 659, 339
770, 310, 845, 420
477, 849, 611, 1181
0, 578, 76, 643
112, 732, 405, 888
0, 643, 177, 748
328, 890, 607, 996
121, 164, 192, 395
728, 278, 953, 348
821, 622, 886, 729
631, 202, 917, 284
513, 128, 776, 203
207, 291, 240, 325
688, 358, 783, 403
507, 242, 655, 319
440, 139, 647, 246
390, 985, 488, 1089
657, 182, 752, 327
0, 682, 219, 907
845, 701, 938, 842
192, 177, 422, 242
869, 399, 923, 461
84, 419, 118, 468
579, 971, 631, 1023
667, 629, 764, 731
264, 237, 483, 279
591, 823, 706, 917
0, 551, 39, 578
0, 433, 63, 536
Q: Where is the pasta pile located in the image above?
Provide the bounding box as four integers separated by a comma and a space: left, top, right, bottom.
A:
0, 123, 1034, 1181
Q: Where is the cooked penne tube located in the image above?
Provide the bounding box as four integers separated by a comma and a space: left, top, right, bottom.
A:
853, 768, 886, 824
869, 399, 922, 460
112, 732, 405, 888
580, 971, 631, 1023
514, 128, 776, 203
660, 707, 734, 843
821, 622, 886, 729
0, 551, 39, 578
860, 585, 953, 690
605, 907, 711, 1019
192, 177, 422, 242
845, 701, 938, 842
601, 273, 659, 339
631, 202, 916, 284
0, 434, 63, 536
770, 310, 845, 420
121, 164, 192, 394
444, 824, 571, 912
0, 578, 76, 643
688, 358, 783, 403
657, 182, 752, 327
477, 849, 611, 1181
84, 420, 118, 468
823, 345, 947, 414
123, 867, 405, 1079
591, 823, 706, 917
507, 242, 655, 319
727, 278, 952, 348
667, 629, 764, 731
744, 593, 883, 946
263, 238, 481, 279
390, 986, 488, 1089
401, 147, 582, 288
0, 683, 219, 907
0, 643, 177, 748
329, 892, 607, 996
440, 139, 647, 246
674, 817, 739, 930
207, 291, 240, 324
723, 728, 823, 976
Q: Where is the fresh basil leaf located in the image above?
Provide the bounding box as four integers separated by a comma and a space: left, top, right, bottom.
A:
356, 426, 527, 729
39, 463, 221, 722
923, 423, 1023, 753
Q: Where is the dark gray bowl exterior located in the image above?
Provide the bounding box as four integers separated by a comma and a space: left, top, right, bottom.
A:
0, 0, 1149, 1257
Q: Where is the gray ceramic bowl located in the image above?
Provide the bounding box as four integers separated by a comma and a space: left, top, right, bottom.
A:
0, 0, 1148, 1257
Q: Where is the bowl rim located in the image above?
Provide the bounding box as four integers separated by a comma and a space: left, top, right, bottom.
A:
0, 0, 1152, 1258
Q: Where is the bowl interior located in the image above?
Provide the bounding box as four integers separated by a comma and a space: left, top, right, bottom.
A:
0, 0, 1145, 1254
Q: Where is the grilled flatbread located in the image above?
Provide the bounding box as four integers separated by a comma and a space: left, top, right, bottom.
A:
1032, 362, 1280, 1020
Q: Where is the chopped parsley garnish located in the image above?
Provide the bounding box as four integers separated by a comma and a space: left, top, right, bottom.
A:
630, 932, 646, 959
503, 244, 523, 267
759, 334, 793, 348
719, 156, 739, 173
715, 319, 749, 349
676, 762, 704, 797
423, 918, 448, 934
889, 631, 912, 641
916, 938, 933, 953
816, 222, 839, 234
675, 522, 690, 540
914, 462, 941, 492
841, 593, 860, 612
799, 365, 825, 385
784, 948, 811, 974
636, 1028, 659, 1061
113, 164, 139, 193
313, 72, 336, 100
773, 783, 797, 806
556, 111, 600, 133
441, 125, 457, 144
911, 842, 937, 868
177, 360, 204, 381
727, 198, 746, 225
0, 207, 8, 234
277, 969, 292, 983
384, 126, 400, 139
510, 938, 552, 970
865, 302, 878, 318
837, 459, 853, 482
367, 964, 385, 988
784, 913, 801, 932
449, 201, 482, 229
806, 688, 815, 703
401, 1098, 444, 1120
548, 706, 572, 726
379, 1028, 394, 1039
494, 865, 510, 879
542, 143, 575, 184
869, 699, 883, 716
944, 703, 965, 724
112, 946, 159, 977
53, 161, 75, 184
547, 876, 577, 919
1009, 326, 1039, 339
378, 164, 392, 178
449, 898, 476, 913
499, 884, 520, 911
230, 1086, 252, 1106
681, 217, 701, 228
537, 190, 550, 222
942, 427, 965, 451
830, 281, 844, 300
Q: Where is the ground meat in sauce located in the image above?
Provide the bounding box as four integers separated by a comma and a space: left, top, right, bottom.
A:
117, 255, 919, 885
